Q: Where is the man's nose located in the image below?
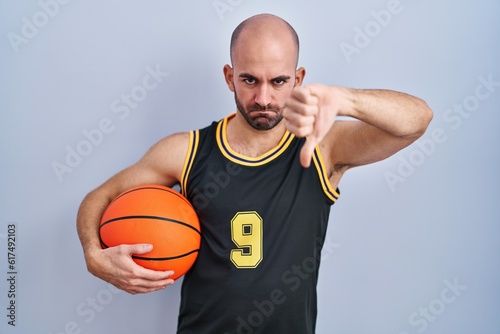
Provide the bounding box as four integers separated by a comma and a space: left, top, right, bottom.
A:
254, 84, 272, 107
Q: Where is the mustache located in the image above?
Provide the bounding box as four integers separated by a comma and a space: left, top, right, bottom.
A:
248, 104, 281, 112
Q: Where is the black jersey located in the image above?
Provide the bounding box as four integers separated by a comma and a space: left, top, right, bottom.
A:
177, 114, 339, 334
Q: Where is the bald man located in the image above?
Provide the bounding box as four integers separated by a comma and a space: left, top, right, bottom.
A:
77, 14, 433, 333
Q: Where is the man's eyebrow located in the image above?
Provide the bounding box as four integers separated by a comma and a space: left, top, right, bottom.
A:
239, 73, 257, 79
272, 75, 291, 81
238, 73, 292, 81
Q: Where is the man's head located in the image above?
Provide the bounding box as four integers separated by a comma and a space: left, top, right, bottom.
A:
230, 14, 300, 68
224, 14, 305, 131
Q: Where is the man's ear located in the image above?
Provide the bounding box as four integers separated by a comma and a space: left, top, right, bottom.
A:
295, 67, 306, 87
223, 64, 235, 92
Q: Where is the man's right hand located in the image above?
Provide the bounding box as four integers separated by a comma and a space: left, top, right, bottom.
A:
86, 244, 176, 295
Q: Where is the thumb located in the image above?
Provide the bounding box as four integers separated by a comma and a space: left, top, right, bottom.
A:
300, 137, 317, 168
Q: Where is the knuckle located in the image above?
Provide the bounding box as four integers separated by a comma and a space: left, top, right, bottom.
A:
114, 244, 128, 255
291, 119, 311, 131
298, 117, 313, 127
126, 278, 142, 289
129, 268, 142, 280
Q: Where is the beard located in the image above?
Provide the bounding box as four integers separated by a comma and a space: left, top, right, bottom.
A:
235, 93, 283, 131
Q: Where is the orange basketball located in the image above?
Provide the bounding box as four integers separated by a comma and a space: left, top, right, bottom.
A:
99, 184, 200, 280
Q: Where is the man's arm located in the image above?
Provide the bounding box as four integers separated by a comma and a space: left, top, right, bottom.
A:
76, 132, 189, 294
283, 84, 433, 185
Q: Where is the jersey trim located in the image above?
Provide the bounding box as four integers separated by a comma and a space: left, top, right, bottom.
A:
180, 130, 199, 196
216, 114, 295, 167
312, 147, 340, 203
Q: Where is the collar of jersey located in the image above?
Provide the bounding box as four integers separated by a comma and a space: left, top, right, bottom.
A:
216, 114, 295, 167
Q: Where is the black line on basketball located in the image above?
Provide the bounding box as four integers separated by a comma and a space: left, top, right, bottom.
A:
99, 237, 109, 249
100, 215, 201, 234
132, 249, 200, 261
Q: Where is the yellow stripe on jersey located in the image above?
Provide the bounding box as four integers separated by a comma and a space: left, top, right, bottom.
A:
216, 114, 295, 167
180, 130, 200, 196
312, 146, 340, 203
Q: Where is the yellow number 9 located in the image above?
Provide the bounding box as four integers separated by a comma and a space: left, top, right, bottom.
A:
230, 211, 263, 268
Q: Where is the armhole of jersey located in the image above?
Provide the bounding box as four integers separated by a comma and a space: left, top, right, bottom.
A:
180, 130, 200, 196
312, 146, 340, 204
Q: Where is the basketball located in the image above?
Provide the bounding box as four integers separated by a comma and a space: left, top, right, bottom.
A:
99, 184, 201, 280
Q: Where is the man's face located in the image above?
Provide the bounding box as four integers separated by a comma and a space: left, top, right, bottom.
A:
233, 70, 293, 131
224, 29, 304, 131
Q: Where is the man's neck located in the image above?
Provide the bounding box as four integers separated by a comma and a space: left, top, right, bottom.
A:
225, 112, 287, 157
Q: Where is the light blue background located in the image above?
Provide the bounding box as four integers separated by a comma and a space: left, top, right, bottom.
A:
1, 0, 499, 333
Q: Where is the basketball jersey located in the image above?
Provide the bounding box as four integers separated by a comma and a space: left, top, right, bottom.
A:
177, 114, 339, 334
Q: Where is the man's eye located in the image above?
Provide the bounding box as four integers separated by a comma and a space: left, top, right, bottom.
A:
244, 78, 256, 84
274, 79, 286, 85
